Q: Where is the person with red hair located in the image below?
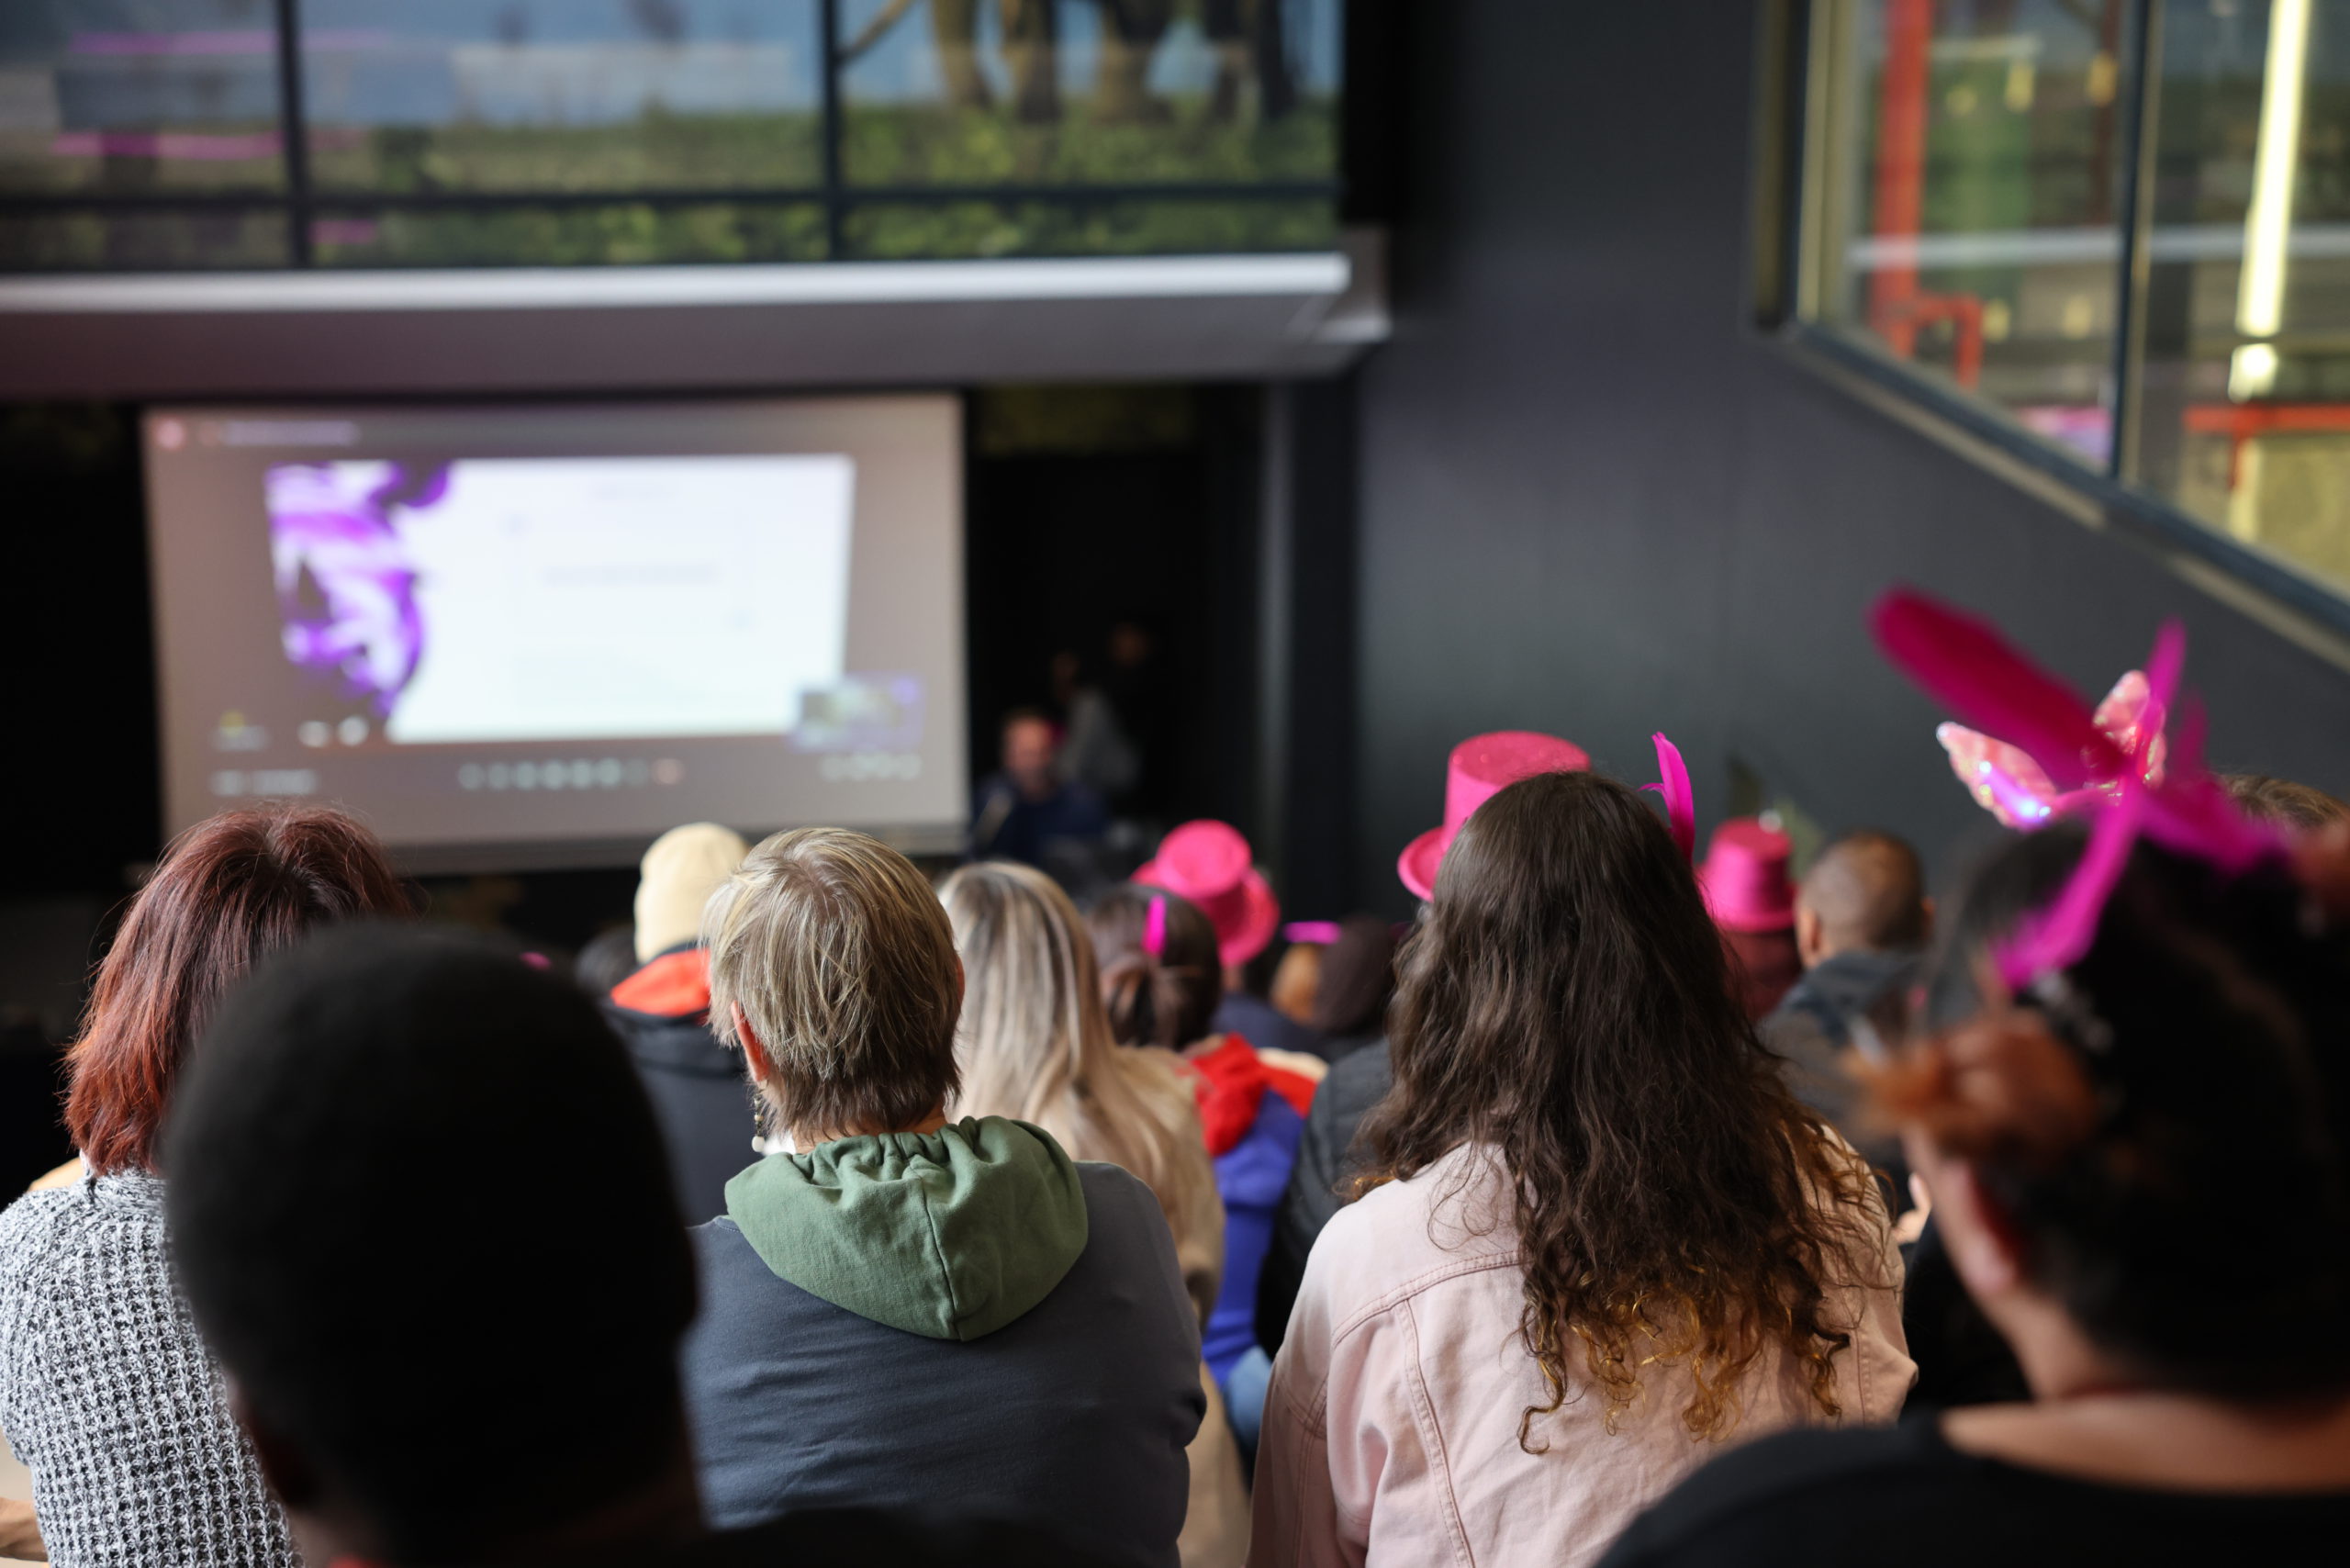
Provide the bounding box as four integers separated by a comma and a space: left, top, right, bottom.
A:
0, 803, 408, 1568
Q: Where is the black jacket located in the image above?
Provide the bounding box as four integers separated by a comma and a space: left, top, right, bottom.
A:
601, 946, 757, 1226
1253, 1037, 1393, 1351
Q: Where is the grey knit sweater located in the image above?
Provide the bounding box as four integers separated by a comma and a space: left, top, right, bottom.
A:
0, 1172, 298, 1568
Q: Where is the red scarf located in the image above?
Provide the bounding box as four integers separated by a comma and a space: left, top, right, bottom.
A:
1186, 1036, 1317, 1156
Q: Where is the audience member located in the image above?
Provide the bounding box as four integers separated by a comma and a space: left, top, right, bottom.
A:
1259, 733, 1586, 1352
1267, 931, 1323, 1026
2224, 770, 2349, 832
683, 834, 1202, 1568
1762, 829, 1930, 1155
1603, 823, 2350, 1566
941, 859, 1247, 1568
603, 823, 754, 1225
1700, 816, 1804, 1019
1136, 819, 1319, 1062
575, 922, 643, 995
1054, 648, 1144, 803
1252, 770, 1910, 1568
972, 709, 1111, 881
1090, 886, 1318, 1457
1303, 914, 1397, 1059
0, 805, 409, 1568
167, 925, 1106, 1568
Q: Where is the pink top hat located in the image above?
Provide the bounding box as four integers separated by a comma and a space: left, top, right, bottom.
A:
1397, 731, 1591, 901
1698, 818, 1796, 933
1134, 819, 1281, 968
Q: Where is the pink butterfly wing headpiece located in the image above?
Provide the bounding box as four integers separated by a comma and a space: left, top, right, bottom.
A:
1871, 589, 2279, 991
1641, 732, 1695, 860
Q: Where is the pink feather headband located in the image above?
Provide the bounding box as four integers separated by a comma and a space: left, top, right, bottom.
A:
1871, 588, 2282, 991
1641, 732, 1695, 860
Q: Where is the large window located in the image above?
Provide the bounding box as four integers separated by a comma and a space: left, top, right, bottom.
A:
0, 0, 1339, 270
1793, 0, 2350, 611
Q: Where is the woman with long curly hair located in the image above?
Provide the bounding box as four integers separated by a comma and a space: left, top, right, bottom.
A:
1249, 769, 1910, 1568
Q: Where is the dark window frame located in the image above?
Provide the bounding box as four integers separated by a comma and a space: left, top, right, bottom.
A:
1751, 0, 2350, 665
0, 0, 1342, 268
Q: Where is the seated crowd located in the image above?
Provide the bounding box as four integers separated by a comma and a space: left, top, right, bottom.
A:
4, 693, 2350, 1568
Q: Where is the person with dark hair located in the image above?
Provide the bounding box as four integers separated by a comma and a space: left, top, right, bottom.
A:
166, 924, 1107, 1568
1251, 771, 1910, 1568
0, 804, 410, 1568
604, 822, 755, 1225
971, 708, 1111, 879
1302, 914, 1397, 1056
684, 831, 1201, 1568
1089, 885, 1318, 1461
2223, 771, 2349, 832
1762, 829, 1931, 1156
1137, 820, 1323, 1063
575, 923, 643, 995
1602, 823, 2350, 1567
1256, 739, 1584, 1357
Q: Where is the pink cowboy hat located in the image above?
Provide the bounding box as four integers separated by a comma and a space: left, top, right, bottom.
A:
1397, 731, 1592, 901
1135, 819, 1281, 967
1697, 817, 1796, 933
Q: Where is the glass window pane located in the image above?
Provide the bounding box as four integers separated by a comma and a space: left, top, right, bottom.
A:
0, 206, 288, 268
307, 201, 826, 266
841, 194, 1336, 258
836, 0, 1340, 188
0, 3, 286, 195
2132, 0, 2350, 595
299, 1, 822, 194
1807, 0, 2134, 465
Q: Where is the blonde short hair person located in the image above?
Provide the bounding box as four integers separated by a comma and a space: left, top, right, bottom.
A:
678, 829, 1203, 1568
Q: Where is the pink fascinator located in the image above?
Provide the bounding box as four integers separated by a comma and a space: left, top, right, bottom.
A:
1871, 588, 2280, 991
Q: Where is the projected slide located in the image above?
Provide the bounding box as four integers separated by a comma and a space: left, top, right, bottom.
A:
265, 454, 855, 744
145, 396, 965, 858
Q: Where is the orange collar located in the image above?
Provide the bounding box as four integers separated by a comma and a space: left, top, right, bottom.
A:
610, 947, 712, 1019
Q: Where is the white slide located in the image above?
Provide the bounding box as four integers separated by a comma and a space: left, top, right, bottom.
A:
382, 454, 856, 745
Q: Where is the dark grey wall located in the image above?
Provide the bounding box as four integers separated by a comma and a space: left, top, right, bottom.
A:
1346, 0, 2350, 916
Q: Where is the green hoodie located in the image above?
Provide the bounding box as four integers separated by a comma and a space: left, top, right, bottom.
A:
722, 1116, 1090, 1341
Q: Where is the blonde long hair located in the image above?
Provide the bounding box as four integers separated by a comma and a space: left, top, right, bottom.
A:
939, 860, 1222, 1311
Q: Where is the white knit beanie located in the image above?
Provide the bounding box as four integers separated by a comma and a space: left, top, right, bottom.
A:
633, 823, 750, 962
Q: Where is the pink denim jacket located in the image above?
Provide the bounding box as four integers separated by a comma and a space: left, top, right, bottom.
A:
1250, 1142, 1913, 1568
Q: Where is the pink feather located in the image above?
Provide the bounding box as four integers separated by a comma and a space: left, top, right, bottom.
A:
1997, 783, 2145, 989
1871, 589, 2123, 790
1640, 732, 1695, 860
1142, 895, 1168, 958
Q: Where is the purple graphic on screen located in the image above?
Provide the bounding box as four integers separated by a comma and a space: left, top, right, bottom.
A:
265, 462, 449, 716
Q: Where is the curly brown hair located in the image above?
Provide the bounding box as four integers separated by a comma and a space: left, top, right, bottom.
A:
1360, 769, 1882, 1446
